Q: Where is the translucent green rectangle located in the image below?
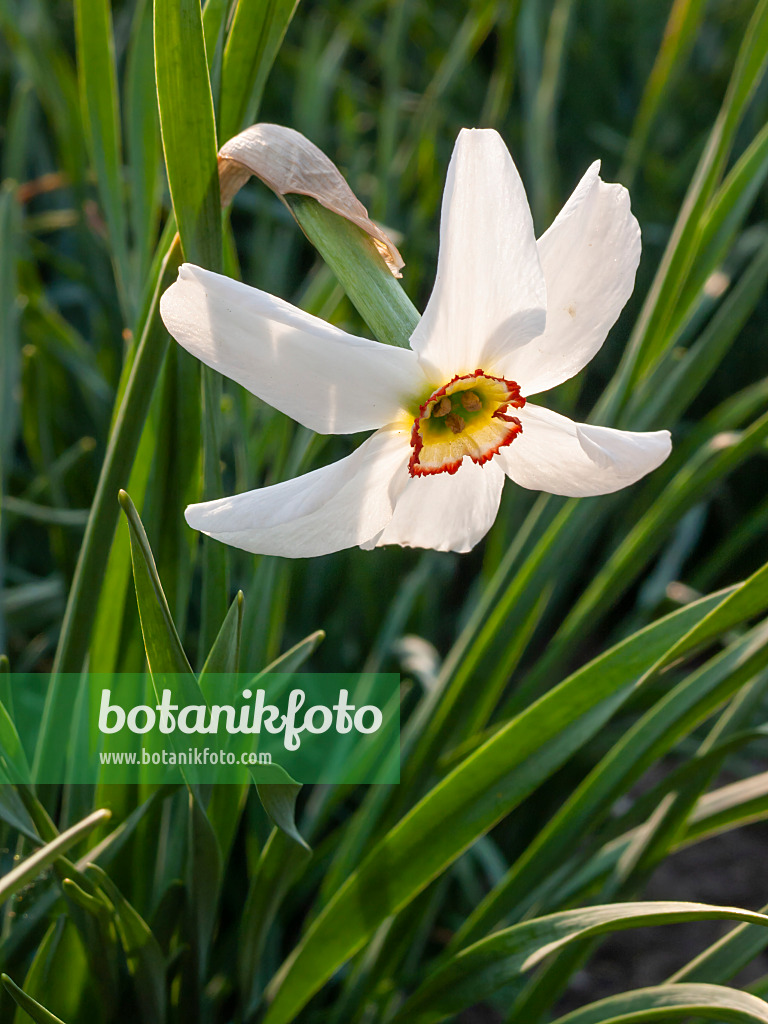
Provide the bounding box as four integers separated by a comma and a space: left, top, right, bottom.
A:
4, 674, 400, 784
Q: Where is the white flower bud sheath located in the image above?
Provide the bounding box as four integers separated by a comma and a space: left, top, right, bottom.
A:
160, 128, 672, 556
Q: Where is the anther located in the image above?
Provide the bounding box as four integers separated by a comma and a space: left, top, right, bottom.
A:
445, 413, 465, 434
433, 397, 452, 417
460, 391, 481, 411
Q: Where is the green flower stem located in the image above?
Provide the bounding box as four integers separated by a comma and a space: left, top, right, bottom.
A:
34, 238, 182, 777
285, 194, 421, 348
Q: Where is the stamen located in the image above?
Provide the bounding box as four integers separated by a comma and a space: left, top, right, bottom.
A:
445, 413, 465, 434
460, 390, 481, 411
433, 396, 452, 417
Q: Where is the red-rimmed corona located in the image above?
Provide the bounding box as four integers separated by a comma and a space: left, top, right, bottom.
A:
409, 371, 525, 476
161, 127, 672, 557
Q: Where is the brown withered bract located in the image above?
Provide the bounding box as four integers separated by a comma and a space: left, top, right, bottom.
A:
217, 123, 404, 277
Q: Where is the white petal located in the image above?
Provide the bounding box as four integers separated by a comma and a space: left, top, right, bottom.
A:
160, 265, 424, 434
497, 403, 671, 497
408, 129, 546, 381
185, 428, 410, 557
497, 162, 641, 395
364, 457, 505, 553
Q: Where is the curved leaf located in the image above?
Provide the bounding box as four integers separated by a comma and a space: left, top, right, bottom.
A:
394, 902, 768, 1024
550, 983, 768, 1024
1, 974, 68, 1024
85, 864, 166, 1024
261, 583, 759, 1024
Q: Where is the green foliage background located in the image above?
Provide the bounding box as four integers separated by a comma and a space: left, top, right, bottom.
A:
1, 0, 768, 1021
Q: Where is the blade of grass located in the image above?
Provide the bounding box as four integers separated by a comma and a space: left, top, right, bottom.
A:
261, 576, 768, 1024
155, 0, 227, 656
125, 0, 162, 291
10, 919, 88, 1024
239, 827, 312, 1018
155, 0, 222, 270
219, 0, 301, 141
549, 983, 768, 1024
74, 0, 131, 319
457, 620, 768, 952
607, 0, 768, 408
620, 0, 708, 186
395, 902, 768, 1024
86, 864, 166, 1024
0, 184, 21, 659
36, 239, 182, 776
2, 974, 68, 1024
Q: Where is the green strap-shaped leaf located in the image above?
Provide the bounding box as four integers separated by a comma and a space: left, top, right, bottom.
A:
37, 239, 182, 780
255, 629, 326, 677
185, 793, 222, 989
239, 827, 312, 1017
200, 591, 245, 859
550, 983, 768, 1024
10, 918, 89, 1024
119, 490, 194, 677
155, 0, 226, 658
73, 0, 131, 317
540, 751, 768, 920
520, 433, 768, 706
610, 0, 768, 402
0, 692, 30, 784
256, 783, 310, 852
118, 479, 223, 990
198, 589, 244, 695
1, 974, 68, 1024
394, 902, 768, 1024
0, 792, 169, 973
684, 770, 768, 847
56, 870, 121, 1014
61, 878, 110, 919
457, 613, 768, 948
121, 498, 308, 856
637, 233, 768, 430
259, 581, 762, 1024
155, 0, 222, 269
86, 864, 166, 1024
0, 786, 38, 843
125, 0, 162, 289
661, 121, 768, 351
671, 897, 768, 988
219, 0, 301, 141
620, 0, 707, 185
0, 185, 20, 661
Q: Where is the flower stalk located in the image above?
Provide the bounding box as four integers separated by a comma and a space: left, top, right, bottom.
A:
284, 194, 420, 349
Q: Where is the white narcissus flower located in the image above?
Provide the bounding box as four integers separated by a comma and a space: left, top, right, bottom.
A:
160, 128, 671, 557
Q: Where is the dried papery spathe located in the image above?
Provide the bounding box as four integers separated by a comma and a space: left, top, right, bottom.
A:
217, 123, 404, 277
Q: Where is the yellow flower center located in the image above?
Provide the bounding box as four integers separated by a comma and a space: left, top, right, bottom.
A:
409, 370, 525, 476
